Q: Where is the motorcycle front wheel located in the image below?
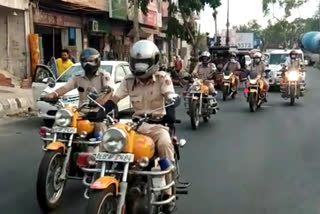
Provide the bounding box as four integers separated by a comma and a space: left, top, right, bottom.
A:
87, 186, 118, 214
190, 100, 200, 130
37, 151, 66, 212
249, 93, 257, 112
290, 85, 296, 106
222, 86, 228, 101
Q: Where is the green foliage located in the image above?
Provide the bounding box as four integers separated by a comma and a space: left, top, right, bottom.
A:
262, 0, 309, 17
128, 0, 149, 15
235, 16, 319, 49
166, 0, 221, 43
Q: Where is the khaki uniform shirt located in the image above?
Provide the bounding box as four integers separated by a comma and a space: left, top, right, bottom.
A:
115, 71, 174, 118
250, 63, 265, 76
223, 61, 241, 72
285, 59, 303, 71
61, 69, 111, 106
194, 63, 216, 80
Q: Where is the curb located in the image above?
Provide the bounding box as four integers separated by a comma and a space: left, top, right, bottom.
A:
0, 97, 34, 118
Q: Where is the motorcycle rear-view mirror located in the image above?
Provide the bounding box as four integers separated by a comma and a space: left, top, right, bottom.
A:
168, 93, 181, 108
47, 77, 56, 88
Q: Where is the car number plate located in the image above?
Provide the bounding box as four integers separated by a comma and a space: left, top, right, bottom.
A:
52, 126, 77, 134
95, 153, 134, 163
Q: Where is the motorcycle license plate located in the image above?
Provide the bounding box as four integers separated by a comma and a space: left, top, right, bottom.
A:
250, 89, 258, 93
52, 126, 77, 134
95, 153, 134, 163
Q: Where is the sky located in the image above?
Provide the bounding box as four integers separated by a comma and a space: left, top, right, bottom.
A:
200, 0, 320, 36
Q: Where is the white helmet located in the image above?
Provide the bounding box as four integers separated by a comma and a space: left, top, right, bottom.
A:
130, 40, 160, 79
200, 51, 211, 64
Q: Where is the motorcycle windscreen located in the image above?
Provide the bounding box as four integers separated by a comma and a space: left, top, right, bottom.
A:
249, 71, 259, 80
224, 70, 231, 76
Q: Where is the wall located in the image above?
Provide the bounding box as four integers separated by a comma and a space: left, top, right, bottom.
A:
0, 10, 27, 79
0, 0, 28, 10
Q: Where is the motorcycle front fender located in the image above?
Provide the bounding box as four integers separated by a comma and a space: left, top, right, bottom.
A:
91, 176, 119, 194
46, 142, 67, 154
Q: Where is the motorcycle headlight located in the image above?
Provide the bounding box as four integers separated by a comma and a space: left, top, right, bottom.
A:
55, 109, 73, 127
102, 128, 127, 153
249, 79, 258, 84
288, 71, 299, 81
224, 74, 232, 80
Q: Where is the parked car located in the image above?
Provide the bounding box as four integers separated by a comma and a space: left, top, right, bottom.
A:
32, 61, 131, 125
265, 49, 307, 89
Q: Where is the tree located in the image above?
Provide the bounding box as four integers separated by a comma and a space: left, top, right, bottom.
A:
128, 0, 152, 42
262, 0, 309, 17
166, 0, 221, 57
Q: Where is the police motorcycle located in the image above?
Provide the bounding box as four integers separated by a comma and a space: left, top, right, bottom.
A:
78, 94, 190, 214
183, 77, 218, 130
245, 71, 269, 112
222, 69, 238, 101
281, 66, 305, 105
36, 85, 113, 212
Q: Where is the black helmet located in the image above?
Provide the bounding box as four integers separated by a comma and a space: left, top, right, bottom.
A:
80, 48, 101, 77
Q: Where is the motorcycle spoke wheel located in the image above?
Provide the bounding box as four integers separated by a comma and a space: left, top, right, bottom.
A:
46, 153, 64, 204
87, 187, 117, 214
190, 100, 200, 130
37, 151, 66, 211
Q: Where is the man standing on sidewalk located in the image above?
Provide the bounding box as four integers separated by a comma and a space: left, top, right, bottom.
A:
56, 49, 74, 76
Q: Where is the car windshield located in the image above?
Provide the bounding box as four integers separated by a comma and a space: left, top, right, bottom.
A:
57, 65, 113, 82
269, 54, 289, 65
269, 53, 302, 65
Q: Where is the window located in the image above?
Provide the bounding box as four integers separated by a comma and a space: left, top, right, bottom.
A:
115, 66, 126, 83
68, 28, 76, 46
58, 65, 83, 82
123, 65, 131, 75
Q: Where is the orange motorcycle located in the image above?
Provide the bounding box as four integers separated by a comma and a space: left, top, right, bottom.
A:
78, 96, 190, 214
36, 90, 112, 212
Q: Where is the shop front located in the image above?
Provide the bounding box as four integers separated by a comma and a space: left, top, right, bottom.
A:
33, 10, 83, 64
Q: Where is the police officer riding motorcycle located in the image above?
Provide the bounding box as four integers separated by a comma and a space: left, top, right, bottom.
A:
280, 50, 305, 105
97, 40, 188, 213
222, 52, 241, 100
37, 48, 112, 212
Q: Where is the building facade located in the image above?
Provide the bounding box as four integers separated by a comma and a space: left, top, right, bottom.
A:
0, 0, 30, 79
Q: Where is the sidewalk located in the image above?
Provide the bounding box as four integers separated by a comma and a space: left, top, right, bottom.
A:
0, 86, 34, 118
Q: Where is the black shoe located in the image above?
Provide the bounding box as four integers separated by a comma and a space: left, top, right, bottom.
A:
161, 194, 176, 214
263, 97, 268, 103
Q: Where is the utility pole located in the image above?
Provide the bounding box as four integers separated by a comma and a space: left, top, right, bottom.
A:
212, 10, 218, 44
133, 0, 140, 42
226, 0, 230, 46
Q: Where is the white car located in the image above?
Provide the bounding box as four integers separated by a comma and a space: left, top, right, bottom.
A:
265, 49, 307, 88
32, 61, 131, 125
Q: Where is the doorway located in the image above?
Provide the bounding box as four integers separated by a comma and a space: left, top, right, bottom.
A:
35, 25, 62, 64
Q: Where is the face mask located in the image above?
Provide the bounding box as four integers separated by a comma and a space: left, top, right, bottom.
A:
135, 63, 149, 72
254, 59, 261, 64
83, 62, 98, 78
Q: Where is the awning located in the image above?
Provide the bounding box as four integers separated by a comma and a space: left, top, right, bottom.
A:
127, 27, 159, 38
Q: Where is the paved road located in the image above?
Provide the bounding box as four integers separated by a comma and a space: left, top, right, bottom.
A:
1, 68, 320, 214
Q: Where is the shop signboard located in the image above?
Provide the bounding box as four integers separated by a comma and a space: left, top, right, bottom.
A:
109, 0, 128, 20
62, 0, 108, 11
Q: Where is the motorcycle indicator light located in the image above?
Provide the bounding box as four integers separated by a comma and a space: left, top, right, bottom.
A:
39, 126, 50, 137
244, 88, 249, 95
